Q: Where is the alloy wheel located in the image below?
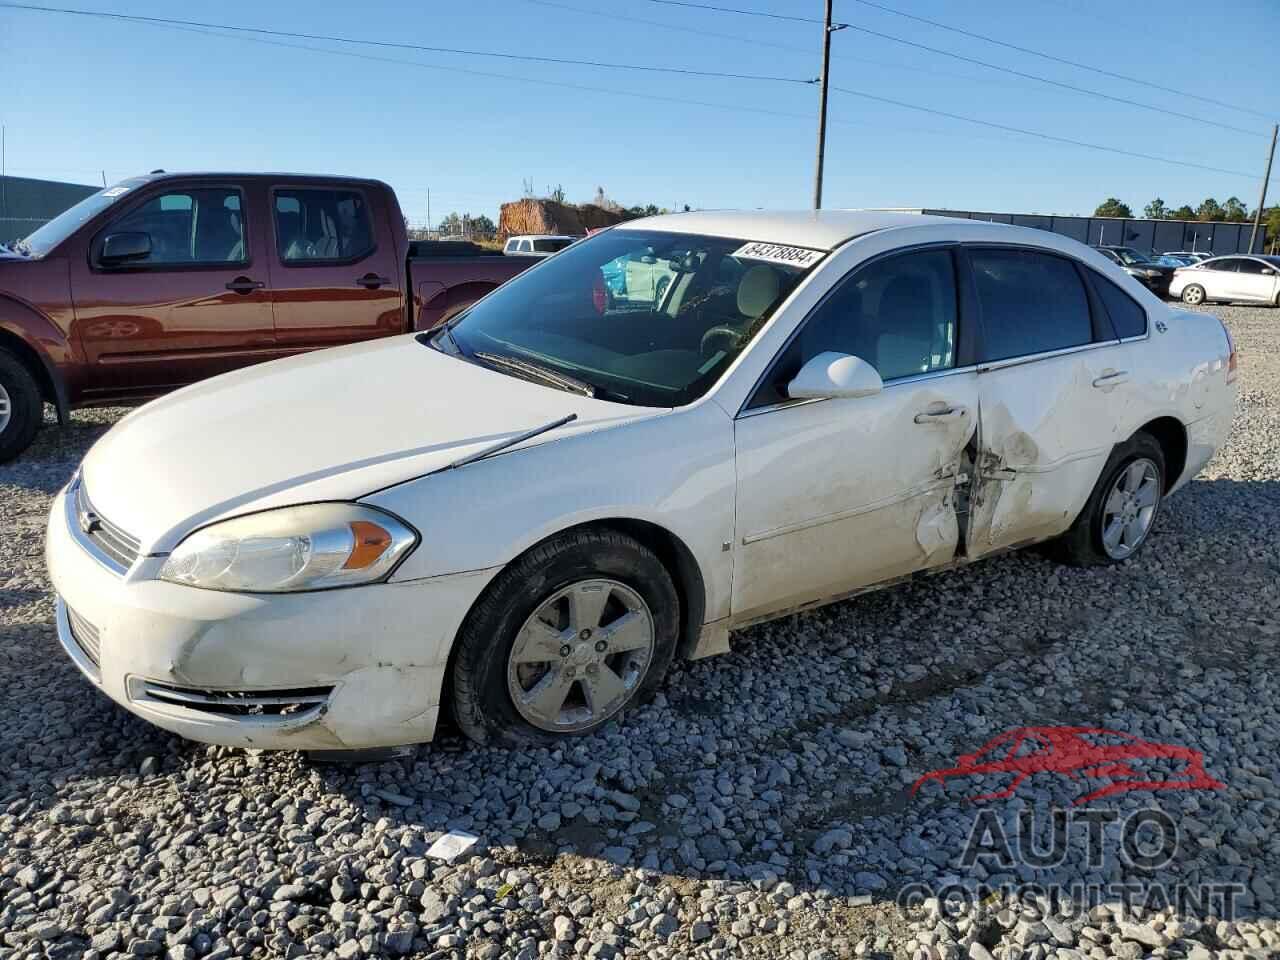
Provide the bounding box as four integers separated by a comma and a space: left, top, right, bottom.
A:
0, 382, 10, 435
1182, 285, 1204, 305
506, 579, 655, 733
1101, 458, 1161, 560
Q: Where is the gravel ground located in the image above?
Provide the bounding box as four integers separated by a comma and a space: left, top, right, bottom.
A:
1, 304, 1277, 960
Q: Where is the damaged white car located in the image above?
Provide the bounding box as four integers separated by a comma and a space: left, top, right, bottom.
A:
47, 211, 1237, 752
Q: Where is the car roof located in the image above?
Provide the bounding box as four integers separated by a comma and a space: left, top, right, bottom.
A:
508, 235, 576, 241
617, 209, 986, 251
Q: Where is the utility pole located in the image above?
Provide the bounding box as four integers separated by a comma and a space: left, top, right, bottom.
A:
812, 0, 840, 210
427, 188, 432, 239
1249, 124, 1277, 254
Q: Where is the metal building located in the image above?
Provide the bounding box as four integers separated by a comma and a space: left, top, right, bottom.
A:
0, 175, 98, 244
883, 208, 1267, 256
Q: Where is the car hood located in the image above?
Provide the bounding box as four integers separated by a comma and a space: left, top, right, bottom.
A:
81, 335, 663, 551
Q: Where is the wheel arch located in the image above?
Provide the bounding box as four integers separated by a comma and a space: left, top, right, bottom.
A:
1134, 416, 1187, 492
439, 516, 709, 726
0, 323, 67, 422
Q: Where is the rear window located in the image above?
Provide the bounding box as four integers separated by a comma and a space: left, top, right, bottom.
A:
1092, 273, 1147, 339
533, 238, 573, 253
971, 249, 1093, 361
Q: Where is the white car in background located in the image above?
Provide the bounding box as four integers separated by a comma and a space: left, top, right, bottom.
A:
47, 212, 1236, 753
503, 235, 577, 257
1170, 254, 1280, 306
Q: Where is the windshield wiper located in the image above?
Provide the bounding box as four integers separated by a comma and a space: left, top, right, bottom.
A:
474, 351, 595, 398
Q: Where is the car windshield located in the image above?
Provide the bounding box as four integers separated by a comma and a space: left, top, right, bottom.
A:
1115, 248, 1154, 266
433, 229, 819, 407
17, 179, 148, 257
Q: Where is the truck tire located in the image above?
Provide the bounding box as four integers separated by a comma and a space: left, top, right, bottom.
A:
0, 349, 43, 463
451, 528, 680, 746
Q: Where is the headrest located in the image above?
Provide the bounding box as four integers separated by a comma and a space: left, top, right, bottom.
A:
737, 264, 781, 319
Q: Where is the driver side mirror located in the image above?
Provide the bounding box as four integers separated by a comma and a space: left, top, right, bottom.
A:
787, 352, 883, 400
100, 231, 152, 264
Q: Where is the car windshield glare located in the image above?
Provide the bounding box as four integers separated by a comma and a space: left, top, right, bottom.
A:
440, 229, 819, 406
19, 179, 147, 257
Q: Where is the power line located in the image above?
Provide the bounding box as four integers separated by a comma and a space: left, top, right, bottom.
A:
843, 0, 1275, 121
3, 1, 1257, 190
840, 21, 1261, 138
0, 1, 817, 84
635, 0, 1268, 130
520, 0, 1021, 90
830, 85, 1258, 179
640, 0, 827, 24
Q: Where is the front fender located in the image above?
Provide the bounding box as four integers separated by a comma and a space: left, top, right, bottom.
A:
365, 401, 737, 623
0, 294, 75, 420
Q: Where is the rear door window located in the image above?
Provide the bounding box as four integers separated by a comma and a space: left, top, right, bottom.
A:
970, 248, 1094, 362
1091, 273, 1148, 338
274, 188, 374, 264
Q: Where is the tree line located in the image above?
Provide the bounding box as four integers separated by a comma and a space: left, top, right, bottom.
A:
1093, 195, 1270, 224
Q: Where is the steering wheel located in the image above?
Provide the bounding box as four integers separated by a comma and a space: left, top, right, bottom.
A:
700, 324, 745, 358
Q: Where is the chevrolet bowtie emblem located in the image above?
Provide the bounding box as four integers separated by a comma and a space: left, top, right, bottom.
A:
78, 507, 101, 535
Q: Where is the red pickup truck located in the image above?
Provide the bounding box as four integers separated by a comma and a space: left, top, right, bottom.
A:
0, 172, 536, 461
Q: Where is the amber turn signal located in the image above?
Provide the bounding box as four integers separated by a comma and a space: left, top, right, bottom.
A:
344, 521, 395, 570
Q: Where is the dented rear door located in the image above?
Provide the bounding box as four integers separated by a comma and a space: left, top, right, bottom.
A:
963, 246, 1128, 558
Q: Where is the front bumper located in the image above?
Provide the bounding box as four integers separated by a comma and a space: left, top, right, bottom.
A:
46, 488, 498, 750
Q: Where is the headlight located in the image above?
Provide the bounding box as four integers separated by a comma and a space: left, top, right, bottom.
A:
1144, 269, 1160, 278
159, 503, 418, 592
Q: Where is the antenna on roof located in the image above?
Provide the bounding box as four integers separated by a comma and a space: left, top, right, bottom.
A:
149, 169, 165, 174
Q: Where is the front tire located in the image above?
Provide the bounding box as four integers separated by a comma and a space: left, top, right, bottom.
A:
451, 528, 680, 746
0, 349, 43, 463
1181, 284, 1206, 305
1052, 433, 1166, 567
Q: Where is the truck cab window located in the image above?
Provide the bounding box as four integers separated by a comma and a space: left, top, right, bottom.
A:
274, 188, 374, 264
100, 188, 246, 266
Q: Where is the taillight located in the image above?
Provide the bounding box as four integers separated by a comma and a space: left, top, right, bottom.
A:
1221, 321, 1238, 383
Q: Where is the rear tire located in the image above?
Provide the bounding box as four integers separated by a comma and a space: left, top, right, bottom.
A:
1051, 433, 1166, 567
0, 349, 43, 463
1181, 284, 1206, 306
451, 528, 680, 746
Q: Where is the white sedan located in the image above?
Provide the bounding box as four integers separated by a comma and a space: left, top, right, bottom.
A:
47, 211, 1237, 752
1169, 254, 1280, 306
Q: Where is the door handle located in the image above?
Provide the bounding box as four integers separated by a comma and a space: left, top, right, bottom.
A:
355, 273, 391, 289
913, 406, 967, 424
1092, 370, 1129, 388
225, 277, 264, 294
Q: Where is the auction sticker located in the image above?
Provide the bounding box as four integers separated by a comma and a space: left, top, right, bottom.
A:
732, 241, 824, 269
102, 186, 131, 198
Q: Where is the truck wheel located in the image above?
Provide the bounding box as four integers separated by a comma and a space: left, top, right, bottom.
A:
0, 349, 43, 463
451, 528, 680, 746
1050, 433, 1165, 568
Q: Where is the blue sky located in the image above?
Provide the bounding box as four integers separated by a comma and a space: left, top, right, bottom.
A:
1, 0, 1276, 227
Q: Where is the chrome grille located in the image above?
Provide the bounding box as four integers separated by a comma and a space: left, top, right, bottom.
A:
65, 605, 101, 667
137, 681, 333, 719
72, 480, 141, 572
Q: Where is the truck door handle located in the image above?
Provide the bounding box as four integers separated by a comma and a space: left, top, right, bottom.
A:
355, 274, 390, 289
913, 406, 967, 424
1092, 370, 1129, 388
225, 277, 264, 294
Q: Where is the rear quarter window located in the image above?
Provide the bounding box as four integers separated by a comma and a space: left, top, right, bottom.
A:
1091, 272, 1148, 338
